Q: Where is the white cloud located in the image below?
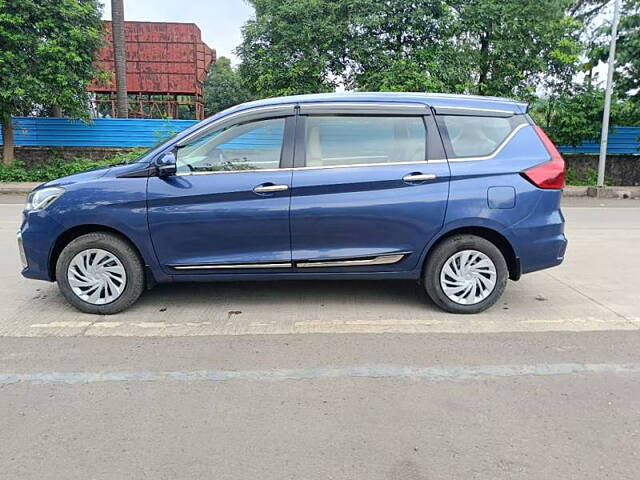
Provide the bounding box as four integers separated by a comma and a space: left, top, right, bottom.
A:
100, 0, 255, 64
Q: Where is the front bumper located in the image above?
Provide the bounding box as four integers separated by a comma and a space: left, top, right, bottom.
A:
19, 210, 66, 281
17, 231, 27, 269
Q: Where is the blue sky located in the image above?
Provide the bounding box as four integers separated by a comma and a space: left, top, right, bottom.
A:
101, 1, 255, 64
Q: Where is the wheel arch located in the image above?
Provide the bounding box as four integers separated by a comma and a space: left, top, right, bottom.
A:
422, 226, 521, 281
48, 224, 153, 285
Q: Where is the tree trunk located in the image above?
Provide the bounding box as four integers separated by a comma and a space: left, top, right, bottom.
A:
1, 116, 15, 165
111, 0, 128, 118
51, 106, 63, 117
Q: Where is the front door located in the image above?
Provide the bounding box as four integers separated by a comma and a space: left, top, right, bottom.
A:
290, 111, 450, 272
147, 115, 295, 273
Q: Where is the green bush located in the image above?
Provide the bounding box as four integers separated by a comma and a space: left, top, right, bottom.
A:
0, 150, 144, 183
565, 167, 611, 187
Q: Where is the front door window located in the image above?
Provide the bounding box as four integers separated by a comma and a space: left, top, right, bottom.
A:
176, 117, 286, 174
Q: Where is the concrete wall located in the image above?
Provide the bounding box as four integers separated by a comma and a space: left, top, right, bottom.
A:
565, 154, 640, 186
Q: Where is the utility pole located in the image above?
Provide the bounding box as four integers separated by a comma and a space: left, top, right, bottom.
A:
597, 0, 621, 187
111, 0, 128, 118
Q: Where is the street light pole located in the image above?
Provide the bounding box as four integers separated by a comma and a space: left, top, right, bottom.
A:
597, 0, 621, 187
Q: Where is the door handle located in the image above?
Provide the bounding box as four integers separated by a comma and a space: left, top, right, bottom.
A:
402, 173, 437, 183
253, 184, 289, 194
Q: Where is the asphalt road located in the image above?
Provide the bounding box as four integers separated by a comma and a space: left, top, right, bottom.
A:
1, 195, 639, 479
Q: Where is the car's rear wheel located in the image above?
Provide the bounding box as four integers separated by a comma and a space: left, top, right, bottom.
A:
423, 234, 508, 314
55, 232, 144, 314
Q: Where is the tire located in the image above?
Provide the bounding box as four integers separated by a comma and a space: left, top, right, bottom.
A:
423, 234, 508, 314
55, 232, 145, 314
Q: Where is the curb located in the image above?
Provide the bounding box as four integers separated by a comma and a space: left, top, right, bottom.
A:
585, 186, 640, 199
562, 186, 589, 197
0, 183, 42, 195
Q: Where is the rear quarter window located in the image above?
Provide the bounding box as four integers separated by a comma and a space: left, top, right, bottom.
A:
438, 115, 524, 158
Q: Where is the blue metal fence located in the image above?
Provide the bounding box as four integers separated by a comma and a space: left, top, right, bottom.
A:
0, 116, 638, 154
555, 126, 640, 155
0, 117, 197, 148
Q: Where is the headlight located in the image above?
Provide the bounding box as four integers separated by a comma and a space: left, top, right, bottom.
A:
25, 187, 65, 211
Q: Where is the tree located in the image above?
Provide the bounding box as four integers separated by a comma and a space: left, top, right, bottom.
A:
530, 86, 606, 146
111, 0, 128, 118
530, 86, 639, 146
344, 0, 468, 92
0, 0, 103, 164
580, 0, 640, 128
237, 0, 350, 97
203, 57, 254, 116
237, 0, 586, 100
451, 0, 582, 98
608, 0, 640, 105
349, 0, 585, 98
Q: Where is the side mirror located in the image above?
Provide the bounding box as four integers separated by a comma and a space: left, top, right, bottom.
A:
155, 151, 177, 177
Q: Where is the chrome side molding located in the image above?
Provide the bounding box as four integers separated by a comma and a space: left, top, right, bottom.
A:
170, 252, 411, 271
445, 123, 528, 162
296, 253, 409, 268
172, 262, 292, 270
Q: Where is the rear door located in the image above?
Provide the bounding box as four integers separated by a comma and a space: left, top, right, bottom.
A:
289, 103, 450, 272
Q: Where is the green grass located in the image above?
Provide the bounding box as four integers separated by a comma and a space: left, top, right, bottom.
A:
0, 150, 144, 183
565, 167, 611, 186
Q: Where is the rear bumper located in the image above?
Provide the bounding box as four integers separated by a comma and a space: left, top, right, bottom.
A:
509, 191, 567, 275
509, 222, 567, 275
521, 233, 567, 274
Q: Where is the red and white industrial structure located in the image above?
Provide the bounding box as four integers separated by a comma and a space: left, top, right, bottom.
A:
89, 21, 216, 120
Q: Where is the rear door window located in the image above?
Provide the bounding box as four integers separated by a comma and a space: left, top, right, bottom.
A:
438, 115, 521, 158
303, 116, 426, 167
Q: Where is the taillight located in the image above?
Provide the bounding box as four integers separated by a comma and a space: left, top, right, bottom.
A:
522, 126, 565, 189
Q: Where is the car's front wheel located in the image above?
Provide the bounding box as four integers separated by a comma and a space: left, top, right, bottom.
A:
423, 234, 508, 314
55, 232, 145, 314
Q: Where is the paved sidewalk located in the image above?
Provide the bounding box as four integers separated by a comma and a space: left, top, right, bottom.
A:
1, 199, 638, 337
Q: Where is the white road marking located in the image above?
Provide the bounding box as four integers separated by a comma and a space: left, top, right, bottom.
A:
1, 362, 639, 386
92, 322, 122, 328
31, 321, 92, 328
20, 316, 639, 337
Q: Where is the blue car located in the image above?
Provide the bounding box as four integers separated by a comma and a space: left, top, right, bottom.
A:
18, 93, 567, 314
